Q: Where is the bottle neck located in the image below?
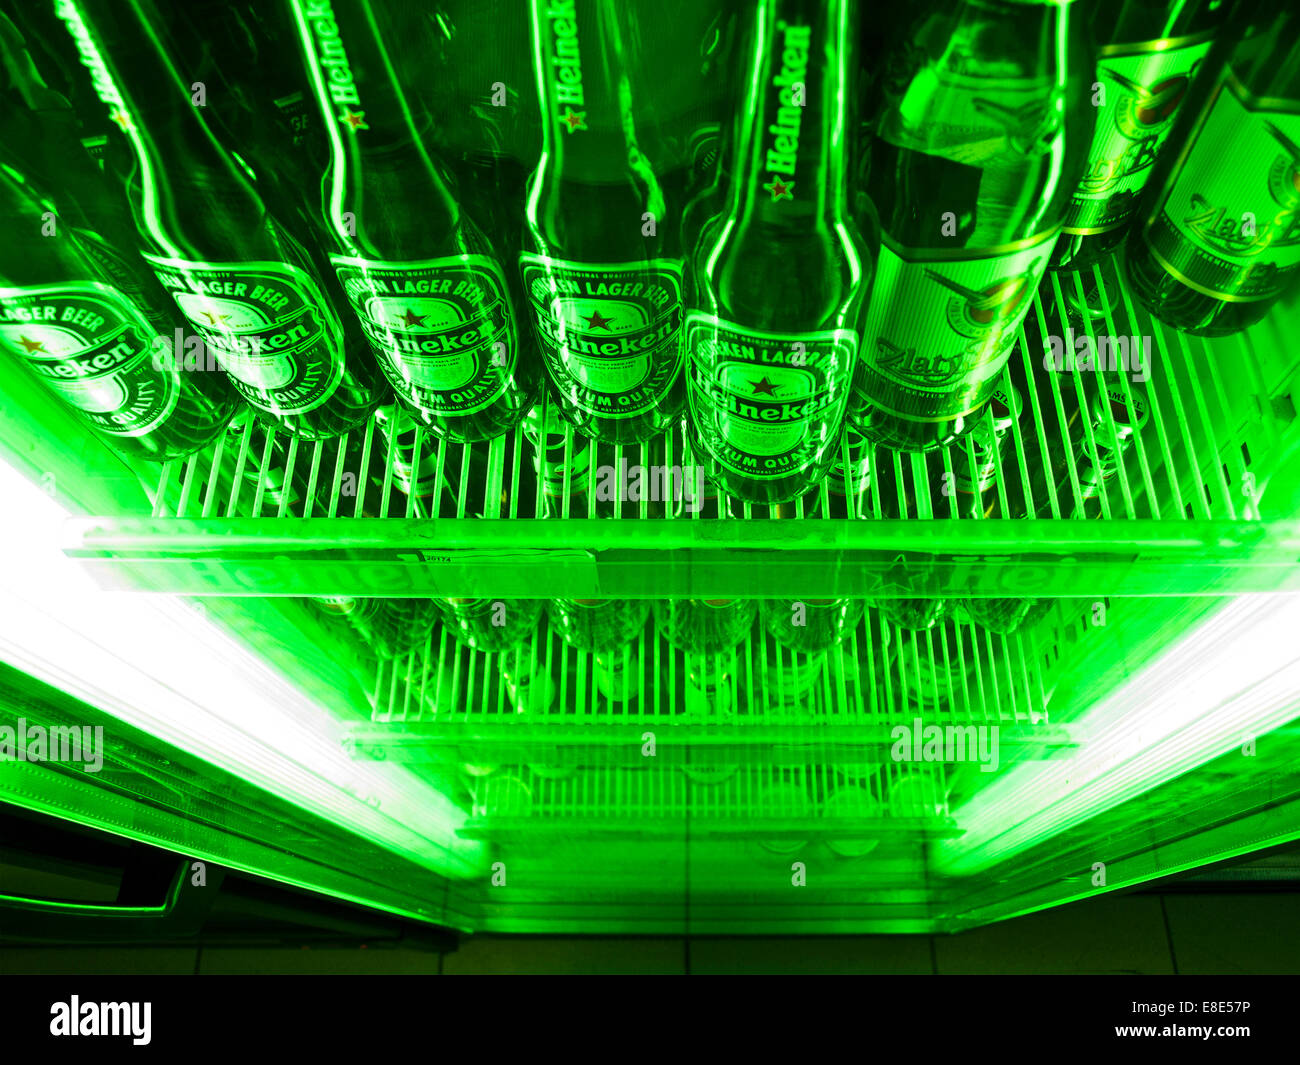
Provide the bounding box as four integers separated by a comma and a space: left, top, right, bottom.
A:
529, 0, 662, 186
728, 0, 852, 227
289, 0, 458, 248
56, 0, 258, 258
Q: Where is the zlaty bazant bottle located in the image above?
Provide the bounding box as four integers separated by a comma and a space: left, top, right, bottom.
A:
1125, 1, 1300, 335
852, 0, 1092, 453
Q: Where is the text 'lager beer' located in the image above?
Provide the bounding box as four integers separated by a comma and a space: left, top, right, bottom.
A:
521, 0, 687, 444
1126, 2, 1300, 335
289, 0, 538, 442
57, 0, 383, 440
852, 0, 1092, 453
0, 165, 233, 461
1049, 0, 1227, 272
687, 0, 869, 506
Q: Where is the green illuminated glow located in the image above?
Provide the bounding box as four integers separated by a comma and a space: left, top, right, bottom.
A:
0, 459, 487, 884
938, 594, 1300, 875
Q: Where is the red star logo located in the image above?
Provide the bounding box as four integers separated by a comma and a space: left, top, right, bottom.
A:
584, 310, 614, 330
751, 377, 778, 396
763, 178, 794, 202
110, 108, 132, 131
17, 335, 46, 354
339, 109, 369, 131
201, 311, 231, 326
562, 108, 587, 133
400, 309, 427, 327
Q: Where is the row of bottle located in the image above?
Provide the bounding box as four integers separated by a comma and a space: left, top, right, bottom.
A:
0, 1, 1294, 506
312, 596, 1030, 716
470, 765, 949, 858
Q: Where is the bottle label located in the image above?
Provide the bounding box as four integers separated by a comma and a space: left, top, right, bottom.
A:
519, 255, 684, 419
1064, 35, 1215, 235
1146, 70, 1300, 302
332, 254, 515, 416
144, 255, 345, 415
858, 233, 1055, 423
686, 314, 856, 480
0, 281, 178, 436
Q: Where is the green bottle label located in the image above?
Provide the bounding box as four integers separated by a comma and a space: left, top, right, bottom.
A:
144, 255, 345, 415
687, 313, 856, 480
519, 255, 683, 419
0, 281, 178, 436
1065, 35, 1215, 235
859, 233, 1054, 422
332, 254, 515, 416
1147, 71, 1300, 302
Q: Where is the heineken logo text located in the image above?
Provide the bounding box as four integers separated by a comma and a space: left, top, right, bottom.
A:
763, 20, 811, 202
297, 0, 368, 129
545, 0, 586, 133
55, 1, 127, 120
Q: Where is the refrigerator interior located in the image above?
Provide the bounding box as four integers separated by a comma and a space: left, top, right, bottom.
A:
2, 259, 1300, 935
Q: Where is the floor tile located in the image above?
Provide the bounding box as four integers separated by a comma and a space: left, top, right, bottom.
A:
936, 894, 1174, 974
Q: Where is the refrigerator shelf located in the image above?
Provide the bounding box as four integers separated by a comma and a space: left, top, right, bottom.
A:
459, 763, 959, 843
346, 604, 1075, 770
55, 265, 1300, 597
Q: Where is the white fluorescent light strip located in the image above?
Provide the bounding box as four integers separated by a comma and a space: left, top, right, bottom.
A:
0, 460, 486, 880
937, 593, 1300, 876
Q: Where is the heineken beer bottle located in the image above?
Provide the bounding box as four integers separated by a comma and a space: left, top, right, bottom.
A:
546, 599, 651, 654
1049, 0, 1227, 271
520, 0, 687, 445
289, 0, 537, 442
687, 0, 869, 506
1125, 2, 1300, 335
761, 598, 865, 653
0, 164, 232, 461
436, 598, 544, 653
56, 0, 382, 441
655, 598, 757, 655
852, 0, 1092, 453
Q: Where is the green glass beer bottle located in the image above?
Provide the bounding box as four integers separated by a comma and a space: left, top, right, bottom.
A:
1125, 2, 1300, 335
655, 598, 757, 655
760, 598, 865, 653
1049, 0, 1228, 272
289, 0, 538, 442
852, 0, 1092, 454
687, 0, 870, 506
520, 0, 687, 445
436, 598, 544, 653
0, 164, 232, 461
546, 598, 651, 654
56, 0, 383, 441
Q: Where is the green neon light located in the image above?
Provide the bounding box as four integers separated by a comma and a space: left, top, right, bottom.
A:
938, 594, 1300, 875
0, 459, 487, 883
